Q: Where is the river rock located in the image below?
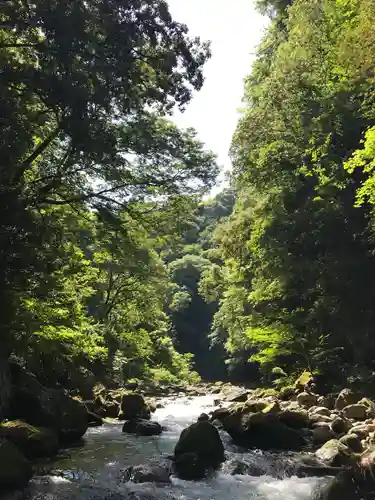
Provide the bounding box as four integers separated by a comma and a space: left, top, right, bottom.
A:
342, 404, 367, 420
97, 401, 120, 419
315, 439, 354, 467
330, 416, 351, 435
0, 438, 32, 491
0, 420, 59, 458
318, 394, 336, 410
173, 452, 208, 480
313, 424, 334, 444
278, 408, 309, 429
121, 394, 150, 420
224, 389, 250, 403
174, 421, 225, 479
9, 364, 88, 441
335, 389, 361, 411
310, 414, 332, 424
310, 407, 331, 417
279, 386, 296, 401
124, 465, 171, 484
310, 471, 358, 500
297, 392, 318, 408
122, 419, 162, 436
339, 433, 362, 453
222, 411, 306, 451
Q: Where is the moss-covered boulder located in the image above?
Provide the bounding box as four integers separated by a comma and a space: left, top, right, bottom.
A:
0, 420, 59, 458
174, 421, 225, 478
121, 393, 150, 420
315, 439, 355, 467
8, 364, 88, 442
0, 439, 32, 492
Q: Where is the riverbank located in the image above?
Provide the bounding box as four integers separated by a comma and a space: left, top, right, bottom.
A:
3, 365, 375, 499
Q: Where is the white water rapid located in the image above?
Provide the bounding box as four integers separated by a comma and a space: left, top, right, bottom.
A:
6, 395, 328, 500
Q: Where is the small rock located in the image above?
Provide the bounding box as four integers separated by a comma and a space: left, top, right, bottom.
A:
342, 404, 367, 420
315, 439, 354, 467
313, 425, 334, 444
310, 407, 331, 417
310, 414, 332, 424
278, 409, 309, 429
297, 392, 318, 408
330, 417, 351, 435
124, 465, 170, 484
122, 419, 162, 436
339, 433, 362, 453
335, 389, 361, 411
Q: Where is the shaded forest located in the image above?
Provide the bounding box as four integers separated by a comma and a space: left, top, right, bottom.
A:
2, 0, 375, 400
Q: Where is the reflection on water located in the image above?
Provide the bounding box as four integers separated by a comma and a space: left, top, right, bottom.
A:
7, 395, 327, 500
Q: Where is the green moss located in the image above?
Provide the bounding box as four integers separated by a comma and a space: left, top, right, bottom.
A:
0, 420, 59, 458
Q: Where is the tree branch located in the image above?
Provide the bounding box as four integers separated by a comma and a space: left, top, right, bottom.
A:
14, 125, 62, 183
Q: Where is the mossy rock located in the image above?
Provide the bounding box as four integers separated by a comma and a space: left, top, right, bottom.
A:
0, 420, 59, 458
0, 439, 32, 491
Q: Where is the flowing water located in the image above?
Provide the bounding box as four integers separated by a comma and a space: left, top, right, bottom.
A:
8, 396, 328, 500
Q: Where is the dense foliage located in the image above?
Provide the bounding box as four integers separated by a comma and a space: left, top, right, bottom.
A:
202, 0, 375, 390
0, 0, 219, 398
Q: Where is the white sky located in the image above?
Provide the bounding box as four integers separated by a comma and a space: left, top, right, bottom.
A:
168, 0, 267, 191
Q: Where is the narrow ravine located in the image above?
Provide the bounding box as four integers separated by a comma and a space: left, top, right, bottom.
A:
7, 396, 329, 500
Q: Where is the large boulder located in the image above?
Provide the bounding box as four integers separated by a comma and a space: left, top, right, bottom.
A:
342, 404, 367, 420
0, 420, 59, 458
0, 439, 32, 492
315, 439, 355, 467
121, 394, 150, 420
174, 452, 208, 480
122, 419, 162, 436
9, 365, 88, 442
335, 389, 361, 411
222, 411, 306, 451
174, 421, 225, 478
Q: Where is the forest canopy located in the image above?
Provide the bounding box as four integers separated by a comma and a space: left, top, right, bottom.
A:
3, 0, 375, 397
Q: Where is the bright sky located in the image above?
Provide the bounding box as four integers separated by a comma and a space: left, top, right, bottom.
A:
168, 0, 267, 191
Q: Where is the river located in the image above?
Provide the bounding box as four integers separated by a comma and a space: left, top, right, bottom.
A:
7, 395, 328, 500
